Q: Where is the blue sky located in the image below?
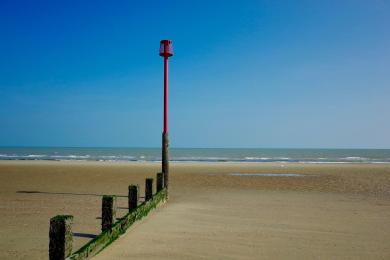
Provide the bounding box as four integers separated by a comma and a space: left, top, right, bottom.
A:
0, 0, 389, 148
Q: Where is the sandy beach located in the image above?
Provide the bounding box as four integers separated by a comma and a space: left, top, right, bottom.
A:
1, 161, 390, 259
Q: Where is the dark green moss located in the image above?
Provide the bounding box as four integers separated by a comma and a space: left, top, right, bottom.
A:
101, 195, 117, 232
67, 188, 167, 260
50, 215, 73, 259
51, 215, 73, 222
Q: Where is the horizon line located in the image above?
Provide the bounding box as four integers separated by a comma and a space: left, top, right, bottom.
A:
0, 146, 389, 150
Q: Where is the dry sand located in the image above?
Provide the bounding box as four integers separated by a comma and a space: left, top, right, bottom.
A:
0, 161, 390, 259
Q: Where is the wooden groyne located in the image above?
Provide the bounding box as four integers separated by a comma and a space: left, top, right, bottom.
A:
49, 173, 167, 260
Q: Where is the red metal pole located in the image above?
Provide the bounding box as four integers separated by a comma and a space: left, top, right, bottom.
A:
163, 56, 168, 134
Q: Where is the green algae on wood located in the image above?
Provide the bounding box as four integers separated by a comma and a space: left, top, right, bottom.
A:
128, 185, 139, 212
101, 195, 117, 232
66, 188, 167, 260
50, 215, 73, 260
145, 178, 153, 201
156, 172, 164, 192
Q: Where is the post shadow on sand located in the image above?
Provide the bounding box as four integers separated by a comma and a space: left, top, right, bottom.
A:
94, 205, 142, 216
16, 190, 128, 198
72, 232, 97, 239
95, 216, 126, 221
17, 191, 147, 200
17, 191, 148, 222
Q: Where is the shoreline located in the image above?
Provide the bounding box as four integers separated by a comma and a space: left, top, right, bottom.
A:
1, 159, 390, 166
2, 147, 390, 164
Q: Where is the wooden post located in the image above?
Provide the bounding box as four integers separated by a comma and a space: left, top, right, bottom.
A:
145, 178, 153, 201
49, 215, 73, 260
156, 172, 163, 192
101, 195, 117, 232
162, 132, 169, 191
128, 185, 138, 212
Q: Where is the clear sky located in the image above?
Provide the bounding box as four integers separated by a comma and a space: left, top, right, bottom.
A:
0, 0, 389, 148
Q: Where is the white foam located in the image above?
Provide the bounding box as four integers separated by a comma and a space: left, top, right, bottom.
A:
120, 156, 135, 159
27, 154, 46, 158
51, 155, 90, 159
342, 157, 367, 161
299, 161, 349, 164
0, 154, 19, 158
99, 156, 117, 159
244, 157, 272, 160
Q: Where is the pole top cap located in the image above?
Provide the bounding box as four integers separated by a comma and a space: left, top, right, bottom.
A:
160, 40, 173, 57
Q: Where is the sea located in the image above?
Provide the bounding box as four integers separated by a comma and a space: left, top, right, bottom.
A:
0, 147, 389, 164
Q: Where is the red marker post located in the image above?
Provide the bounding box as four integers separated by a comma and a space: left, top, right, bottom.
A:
159, 40, 173, 193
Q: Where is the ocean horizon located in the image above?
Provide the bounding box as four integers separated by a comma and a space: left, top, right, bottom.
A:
1, 147, 389, 164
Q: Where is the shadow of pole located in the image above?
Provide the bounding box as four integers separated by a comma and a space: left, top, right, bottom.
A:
16, 190, 128, 198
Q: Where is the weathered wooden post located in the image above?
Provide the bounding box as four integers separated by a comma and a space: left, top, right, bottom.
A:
156, 172, 164, 192
162, 133, 169, 190
49, 215, 73, 260
128, 185, 138, 212
101, 195, 117, 232
145, 178, 153, 201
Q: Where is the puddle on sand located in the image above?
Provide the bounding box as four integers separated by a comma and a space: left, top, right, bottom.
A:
227, 173, 305, 177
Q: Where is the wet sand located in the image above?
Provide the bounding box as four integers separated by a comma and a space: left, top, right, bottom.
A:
0, 161, 390, 259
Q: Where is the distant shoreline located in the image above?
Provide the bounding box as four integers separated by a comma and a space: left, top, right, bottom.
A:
1, 147, 389, 164
1, 159, 389, 166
